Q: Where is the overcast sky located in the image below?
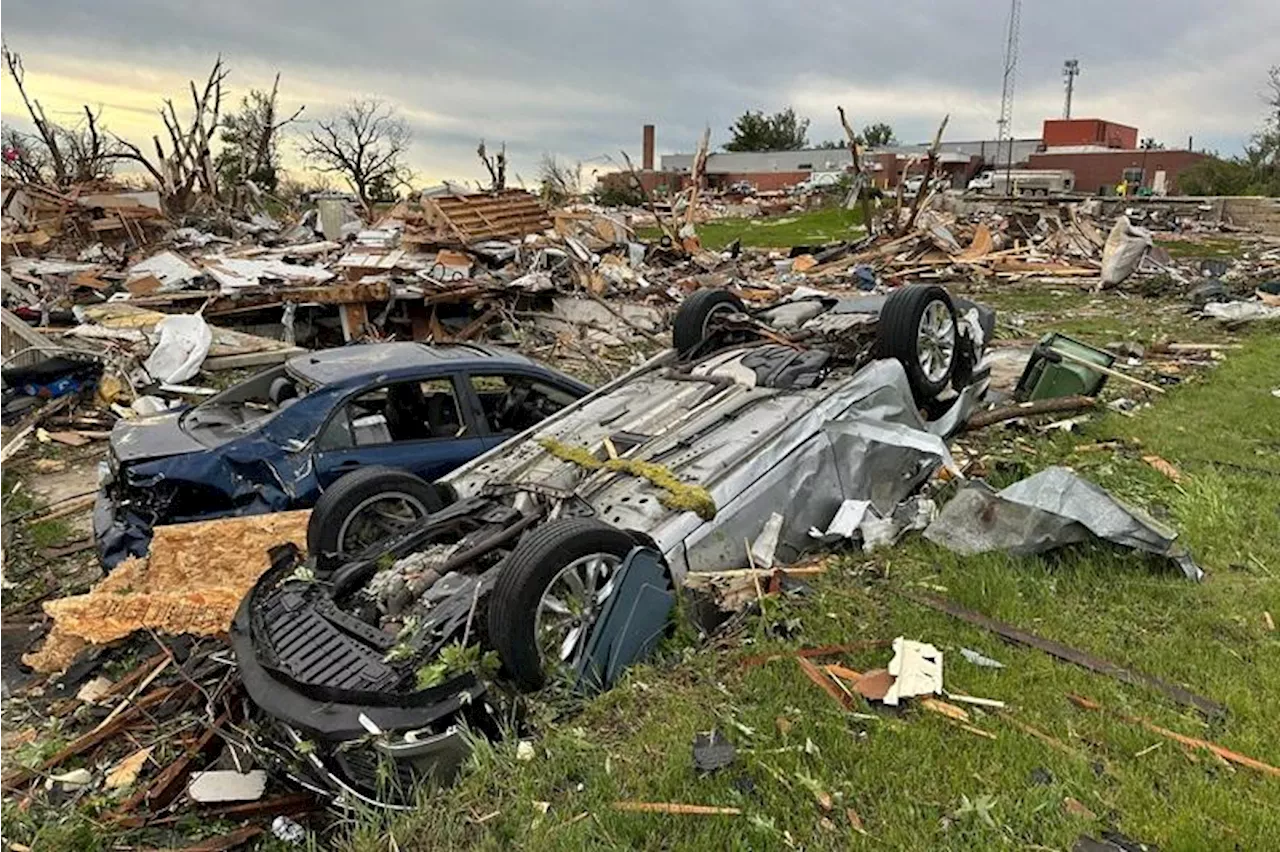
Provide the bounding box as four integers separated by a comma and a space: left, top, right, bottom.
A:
3, 0, 1277, 189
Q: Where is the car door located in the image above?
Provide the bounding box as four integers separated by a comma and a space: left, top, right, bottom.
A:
312, 374, 489, 489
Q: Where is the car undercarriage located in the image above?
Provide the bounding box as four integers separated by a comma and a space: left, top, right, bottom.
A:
232, 284, 994, 804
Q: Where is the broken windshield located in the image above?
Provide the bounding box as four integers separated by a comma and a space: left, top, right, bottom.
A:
181, 364, 317, 445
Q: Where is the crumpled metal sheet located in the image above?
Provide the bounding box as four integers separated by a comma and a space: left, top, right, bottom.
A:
924, 466, 1203, 580
678, 360, 957, 577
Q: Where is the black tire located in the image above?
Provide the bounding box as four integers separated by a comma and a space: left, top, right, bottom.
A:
672, 289, 745, 355
488, 518, 635, 691
307, 466, 446, 573
877, 284, 958, 402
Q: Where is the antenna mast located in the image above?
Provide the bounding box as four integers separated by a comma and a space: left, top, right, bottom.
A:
1063, 58, 1080, 119
996, 0, 1022, 194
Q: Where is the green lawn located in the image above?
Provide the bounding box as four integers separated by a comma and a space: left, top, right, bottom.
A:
4, 291, 1277, 852
644, 206, 866, 250
333, 327, 1280, 850
1154, 237, 1244, 259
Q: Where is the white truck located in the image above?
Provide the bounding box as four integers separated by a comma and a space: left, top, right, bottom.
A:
968, 169, 1074, 195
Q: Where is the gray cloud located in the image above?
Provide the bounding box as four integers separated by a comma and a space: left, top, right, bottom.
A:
4, 0, 1277, 183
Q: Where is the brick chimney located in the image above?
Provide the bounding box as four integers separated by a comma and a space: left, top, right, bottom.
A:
642, 124, 655, 171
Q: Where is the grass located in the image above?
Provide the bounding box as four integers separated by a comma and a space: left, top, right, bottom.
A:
4, 285, 1277, 851
335, 327, 1280, 852
1154, 237, 1244, 259
642, 206, 866, 250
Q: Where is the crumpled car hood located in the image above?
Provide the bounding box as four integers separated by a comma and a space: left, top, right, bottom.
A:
109, 411, 207, 463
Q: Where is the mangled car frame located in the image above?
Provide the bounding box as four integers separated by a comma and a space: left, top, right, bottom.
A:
232, 284, 995, 804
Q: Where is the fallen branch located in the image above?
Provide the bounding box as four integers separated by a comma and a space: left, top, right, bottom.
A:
965, 395, 1096, 430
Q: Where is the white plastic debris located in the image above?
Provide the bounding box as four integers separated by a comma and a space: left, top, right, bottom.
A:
46, 768, 93, 790
883, 637, 943, 706
1202, 301, 1280, 323
143, 314, 212, 384
187, 769, 268, 803
749, 512, 784, 568
271, 815, 307, 845
131, 395, 171, 416
1100, 216, 1153, 288
960, 648, 1005, 669
811, 499, 872, 539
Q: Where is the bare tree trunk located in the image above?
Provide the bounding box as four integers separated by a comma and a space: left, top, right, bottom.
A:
899, 114, 950, 236
837, 106, 875, 237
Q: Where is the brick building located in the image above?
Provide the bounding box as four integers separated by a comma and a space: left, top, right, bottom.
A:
601, 118, 1207, 197
601, 124, 1037, 195
1027, 118, 1206, 195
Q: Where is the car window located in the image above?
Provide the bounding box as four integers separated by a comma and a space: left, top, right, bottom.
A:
318, 378, 466, 450
470, 374, 576, 435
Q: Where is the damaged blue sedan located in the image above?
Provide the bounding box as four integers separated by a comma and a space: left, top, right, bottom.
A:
94, 343, 590, 567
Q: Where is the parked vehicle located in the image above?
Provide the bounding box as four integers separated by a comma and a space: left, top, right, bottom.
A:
231, 284, 995, 804
903, 175, 950, 196
970, 169, 1075, 195
790, 171, 844, 194
94, 343, 590, 567
966, 171, 995, 192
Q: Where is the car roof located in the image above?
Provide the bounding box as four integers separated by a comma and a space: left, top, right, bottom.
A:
287, 342, 539, 387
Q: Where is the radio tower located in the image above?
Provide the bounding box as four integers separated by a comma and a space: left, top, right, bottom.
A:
1063, 59, 1080, 118
996, 0, 1022, 194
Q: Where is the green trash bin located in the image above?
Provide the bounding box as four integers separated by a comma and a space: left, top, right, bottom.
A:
1015, 333, 1115, 401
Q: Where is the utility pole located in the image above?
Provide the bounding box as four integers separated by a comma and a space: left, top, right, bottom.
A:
1062, 59, 1080, 119
996, 0, 1022, 195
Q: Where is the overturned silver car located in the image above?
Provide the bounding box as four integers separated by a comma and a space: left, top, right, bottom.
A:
230, 284, 994, 803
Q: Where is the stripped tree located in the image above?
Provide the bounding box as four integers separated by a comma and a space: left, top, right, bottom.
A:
108, 57, 231, 214
477, 139, 507, 191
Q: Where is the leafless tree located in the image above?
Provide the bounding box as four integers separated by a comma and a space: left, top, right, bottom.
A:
2, 45, 120, 186
477, 139, 506, 191
299, 99, 414, 211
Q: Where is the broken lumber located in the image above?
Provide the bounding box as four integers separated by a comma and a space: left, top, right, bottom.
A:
0, 685, 185, 792
1049, 346, 1166, 394
1067, 694, 1279, 777
613, 801, 742, 816
902, 591, 1225, 718
796, 655, 853, 709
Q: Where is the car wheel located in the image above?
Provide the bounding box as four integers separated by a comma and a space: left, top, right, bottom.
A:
672, 289, 745, 356
878, 284, 959, 402
488, 518, 636, 691
307, 466, 447, 573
